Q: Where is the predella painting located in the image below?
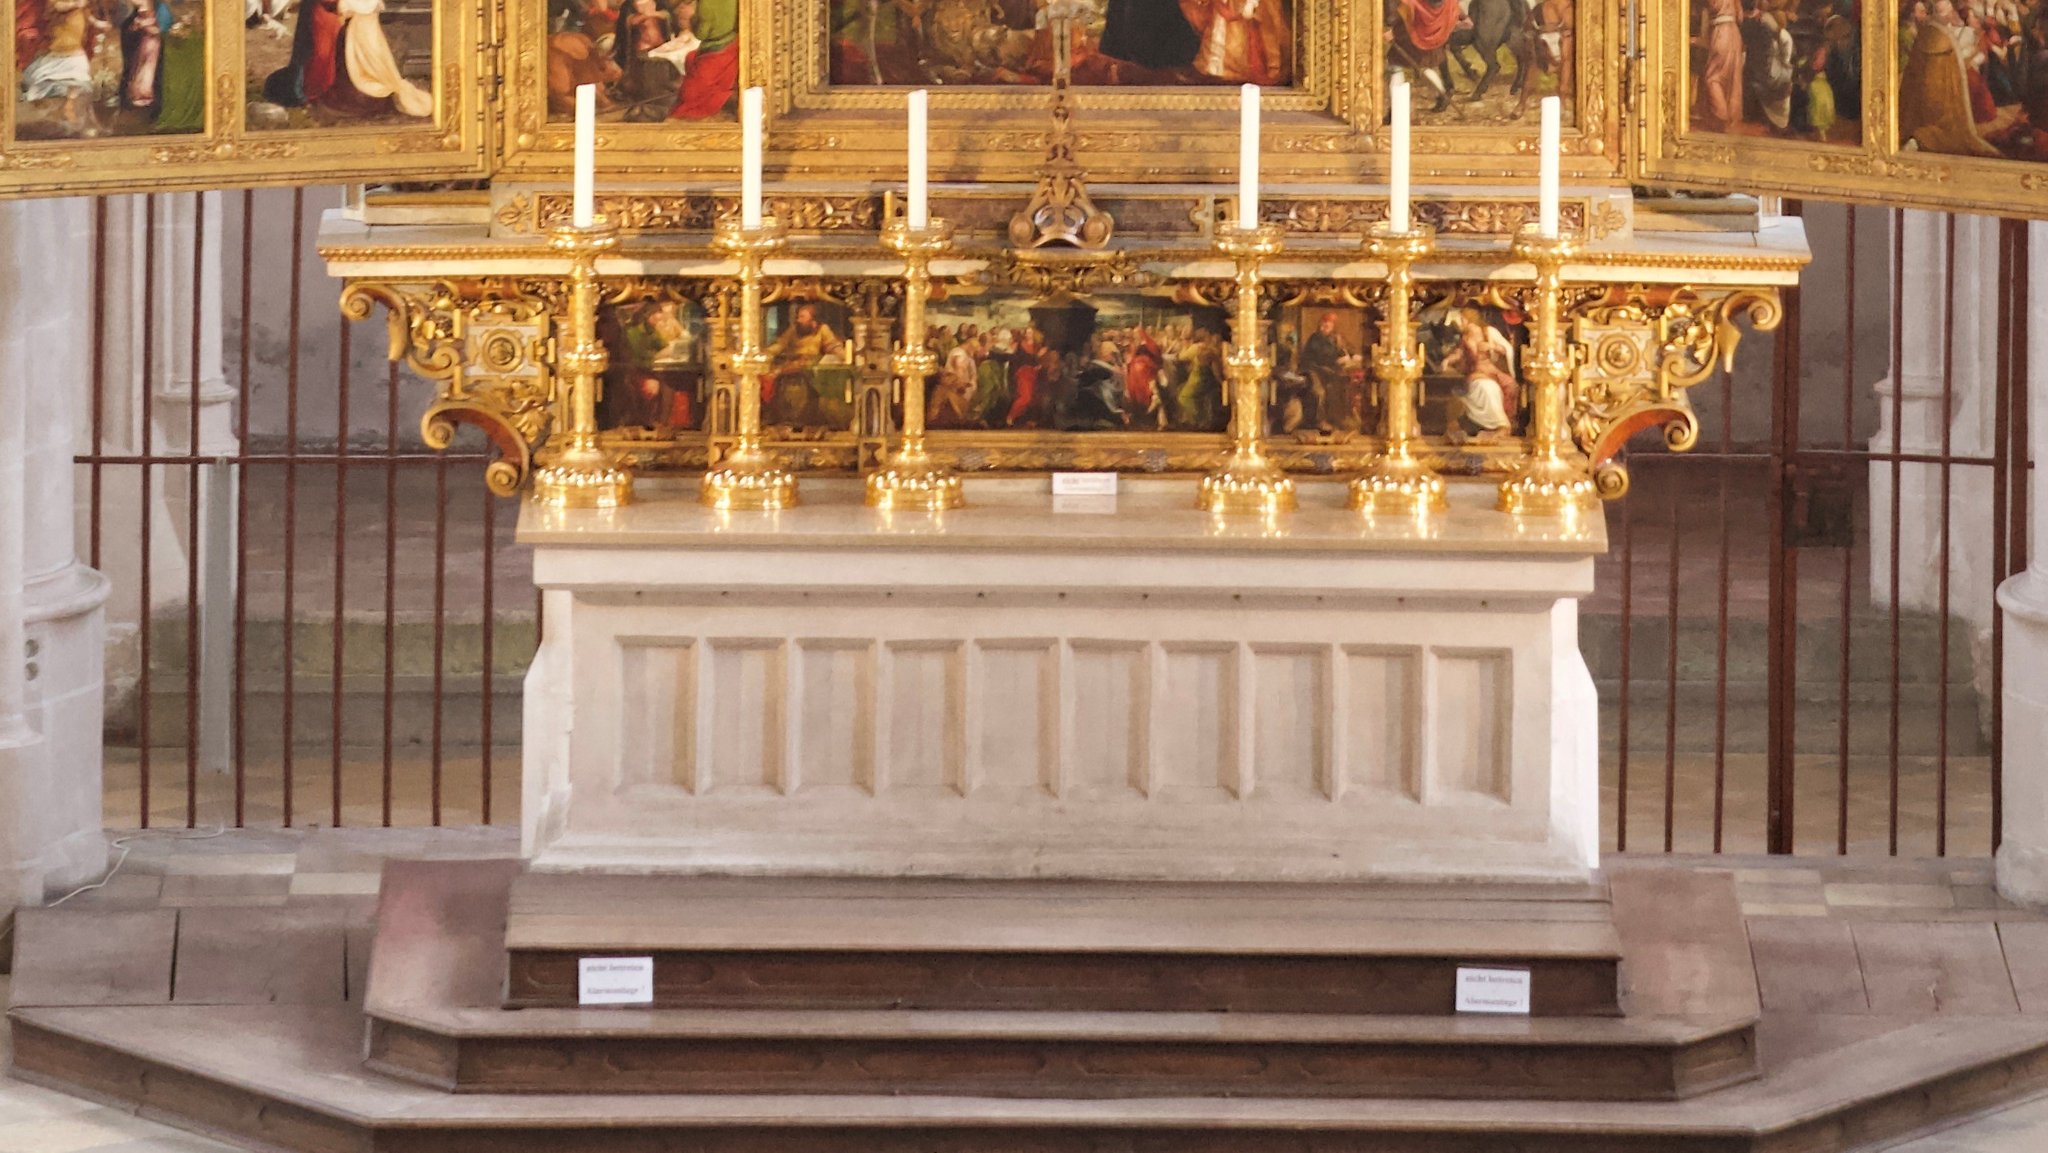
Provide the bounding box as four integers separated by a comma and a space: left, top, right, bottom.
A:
1269, 299, 1529, 442
1897, 0, 2048, 161
245, 0, 437, 131
830, 0, 1293, 87
1688, 0, 1861, 142
547, 0, 741, 121
920, 295, 1232, 433
14, 0, 206, 139
1385, 0, 1577, 126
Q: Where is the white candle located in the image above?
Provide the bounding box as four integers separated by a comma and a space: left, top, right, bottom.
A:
1538, 95, 1560, 239
908, 89, 929, 229
1238, 83, 1259, 230
741, 86, 764, 230
1390, 73, 1411, 234
572, 84, 596, 228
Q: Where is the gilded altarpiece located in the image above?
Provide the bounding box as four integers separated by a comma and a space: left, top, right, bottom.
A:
1640, 0, 2048, 216
2, 0, 491, 196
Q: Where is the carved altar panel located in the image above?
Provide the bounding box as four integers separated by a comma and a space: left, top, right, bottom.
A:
1638, 0, 2048, 218
2, 0, 490, 198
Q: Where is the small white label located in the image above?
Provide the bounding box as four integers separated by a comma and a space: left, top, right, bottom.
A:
1052, 471, 1119, 496
1455, 966, 1532, 1014
578, 956, 655, 1006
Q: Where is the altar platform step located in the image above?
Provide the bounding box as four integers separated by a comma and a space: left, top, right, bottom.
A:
500, 873, 1627, 1016
363, 1004, 1757, 1100
11, 1001, 2048, 1153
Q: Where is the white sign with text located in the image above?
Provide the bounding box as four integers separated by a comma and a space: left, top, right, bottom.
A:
1051, 471, 1119, 496
578, 956, 655, 1006
1454, 966, 1532, 1014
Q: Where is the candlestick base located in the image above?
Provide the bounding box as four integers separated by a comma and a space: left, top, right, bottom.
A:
701, 444, 800, 511
1496, 454, 1599, 517
1199, 449, 1298, 517
865, 444, 965, 512
1348, 452, 1447, 515
533, 446, 635, 509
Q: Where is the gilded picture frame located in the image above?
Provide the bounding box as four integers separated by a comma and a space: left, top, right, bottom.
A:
3, 0, 490, 198
1638, 0, 2048, 217
496, 0, 1626, 188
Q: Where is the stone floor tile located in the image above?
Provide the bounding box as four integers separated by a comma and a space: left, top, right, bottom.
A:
0, 1110, 170, 1153
1824, 882, 1958, 909
287, 872, 383, 897
157, 874, 292, 907
152, 853, 299, 877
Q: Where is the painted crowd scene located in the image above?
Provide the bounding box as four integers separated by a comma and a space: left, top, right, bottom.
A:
1384, 0, 1577, 126
830, 0, 1293, 88
546, 0, 741, 121
1897, 0, 2048, 160
1689, 0, 1860, 142
13, 0, 205, 139
920, 296, 1232, 433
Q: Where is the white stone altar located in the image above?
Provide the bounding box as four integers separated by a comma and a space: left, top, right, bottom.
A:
518, 477, 1604, 882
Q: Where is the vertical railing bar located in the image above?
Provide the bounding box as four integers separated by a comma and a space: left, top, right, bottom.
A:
139, 195, 158, 830
233, 190, 255, 827
382, 363, 399, 827
431, 457, 449, 826
1765, 202, 1805, 854
1935, 213, 1959, 857
1616, 469, 1636, 853
332, 282, 352, 828
1663, 465, 1681, 853
1837, 204, 1858, 854
1887, 209, 1908, 857
1992, 217, 2015, 862
89, 198, 107, 573
1999, 223, 2029, 853
281, 188, 305, 827
185, 193, 205, 828
480, 482, 496, 826
1712, 364, 1733, 854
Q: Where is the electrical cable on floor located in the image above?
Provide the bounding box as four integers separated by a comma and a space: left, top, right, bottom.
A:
44, 823, 228, 908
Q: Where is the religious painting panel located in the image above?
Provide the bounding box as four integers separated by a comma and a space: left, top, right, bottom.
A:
597, 293, 711, 433
1415, 292, 1529, 444
1270, 301, 1375, 438
3, 0, 488, 197
829, 0, 1296, 89
1640, 0, 2048, 216
920, 292, 1230, 434
497, 0, 739, 178
762, 296, 862, 433
1384, 0, 1577, 130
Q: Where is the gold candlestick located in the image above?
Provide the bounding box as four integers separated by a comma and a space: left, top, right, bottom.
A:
532, 218, 634, 509
1199, 222, 1295, 517
702, 218, 799, 511
1349, 222, 1444, 515
866, 218, 964, 511
1498, 226, 1597, 517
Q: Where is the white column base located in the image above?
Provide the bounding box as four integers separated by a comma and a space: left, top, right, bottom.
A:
1997, 567, 2048, 905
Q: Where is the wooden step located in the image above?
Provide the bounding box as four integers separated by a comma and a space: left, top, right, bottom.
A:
502, 874, 1626, 1015
363, 1003, 1756, 1100
12, 1002, 2048, 1153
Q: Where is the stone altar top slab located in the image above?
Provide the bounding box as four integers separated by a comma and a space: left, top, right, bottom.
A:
515, 478, 1608, 560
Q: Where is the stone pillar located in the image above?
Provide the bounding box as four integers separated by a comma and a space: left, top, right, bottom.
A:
1995, 224, 2048, 902
1869, 211, 2005, 736
0, 198, 111, 905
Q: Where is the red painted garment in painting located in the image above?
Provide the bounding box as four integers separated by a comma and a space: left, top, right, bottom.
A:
300, 0, 345, 102
669, 40, 739, 119
1124, 330, 1161, 409
15, 0, 45, 73
1395, 0, 1463, 53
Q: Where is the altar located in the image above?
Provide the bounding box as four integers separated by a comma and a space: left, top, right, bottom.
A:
518, 477, 1603, 880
